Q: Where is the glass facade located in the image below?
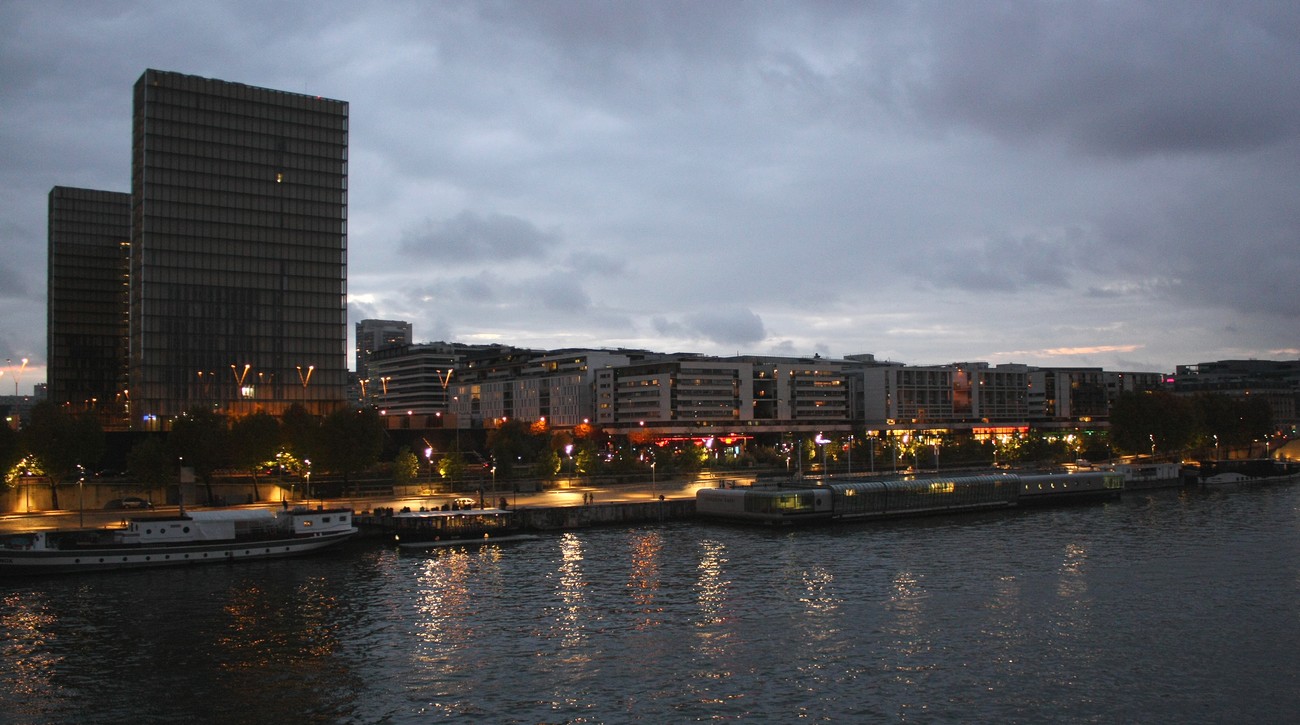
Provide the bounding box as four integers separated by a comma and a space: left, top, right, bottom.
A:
130, 70, 348, 426
47, 187, 131, 423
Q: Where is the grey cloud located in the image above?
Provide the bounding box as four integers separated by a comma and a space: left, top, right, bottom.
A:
523, 274, 592, 314
0, 262, 31, 299
1, 2, 1296, 376
655, 307, 764, 348
399, 210, 557, 264
914, 3, 1300, 157
929, 230, 1082, 293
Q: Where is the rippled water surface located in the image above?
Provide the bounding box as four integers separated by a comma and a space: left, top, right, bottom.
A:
3, 484, 1299, 723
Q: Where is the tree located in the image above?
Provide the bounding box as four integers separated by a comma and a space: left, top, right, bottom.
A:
0, 423, 21, 488
22, 402, 105, 509
315, 407, 384, 495
393, 446, 420, 488
573, 444, 599, 476
280, 403, 321, 462
126, 436, 174, 500
229, 412, 281, 501
487, 418, 546, 479
438, 450, 468, 483
1109, 391, 1198, 456
532, 448, 561, 479
168, 408, 230, 503
1192, 393, 1273, 457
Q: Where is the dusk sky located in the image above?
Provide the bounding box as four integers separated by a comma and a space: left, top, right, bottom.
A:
2, 1, 1298, 395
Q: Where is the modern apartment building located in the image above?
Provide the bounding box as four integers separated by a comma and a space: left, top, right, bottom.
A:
46, 187, 131, 421
454, 348, 644, 428
595, 354, 852, 436
1174, 359, 1300, 427
129, 70, 348, 426
369, 342, 459, 424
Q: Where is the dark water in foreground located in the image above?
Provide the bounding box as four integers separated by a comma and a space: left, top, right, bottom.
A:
2, 484, 1298, 724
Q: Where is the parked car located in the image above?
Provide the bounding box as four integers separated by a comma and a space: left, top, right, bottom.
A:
450, 497, 478, 509
104, 497, 154, 510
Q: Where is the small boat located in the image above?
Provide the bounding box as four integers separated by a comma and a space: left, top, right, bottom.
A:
0, 507, 358, 576
375, 508, 537, 549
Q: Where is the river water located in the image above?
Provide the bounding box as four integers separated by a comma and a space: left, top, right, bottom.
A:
2, 482, 1298, 724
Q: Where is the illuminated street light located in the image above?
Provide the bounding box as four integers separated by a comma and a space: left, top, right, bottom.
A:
231, 364, 252, 398
6, 358, 29, 395
814, 432, 830, 484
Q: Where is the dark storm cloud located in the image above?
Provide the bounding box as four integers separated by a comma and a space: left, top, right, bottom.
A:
914, 2, 1300, 157
399, 210, 557, 264
1, 1, 1296, 383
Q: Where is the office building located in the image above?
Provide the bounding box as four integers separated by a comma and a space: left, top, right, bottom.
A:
355, 319, 412, 381
129, 70, 348, 426
46, 186, 131, 422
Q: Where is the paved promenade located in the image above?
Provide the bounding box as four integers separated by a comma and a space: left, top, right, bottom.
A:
0, 478, 721, 534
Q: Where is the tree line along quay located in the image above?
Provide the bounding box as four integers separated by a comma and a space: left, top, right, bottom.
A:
0, 389, 1288, 515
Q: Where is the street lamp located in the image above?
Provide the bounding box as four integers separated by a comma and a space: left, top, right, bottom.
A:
6, 358, 29, 395
814, 433, 830, 484
77, 464, 85, 527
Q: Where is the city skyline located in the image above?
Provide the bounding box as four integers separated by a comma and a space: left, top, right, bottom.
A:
3, 2, 1299, 396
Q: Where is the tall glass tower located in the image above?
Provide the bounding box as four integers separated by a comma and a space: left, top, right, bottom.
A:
47, 186, 131, 424
129, 69, 348, 428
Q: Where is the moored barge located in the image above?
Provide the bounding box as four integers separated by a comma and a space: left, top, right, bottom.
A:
696, 471, 1123, 525
360, 507, 537, 548
0, 507, 357, 576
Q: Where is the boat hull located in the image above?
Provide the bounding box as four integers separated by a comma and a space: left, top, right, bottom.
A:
0, 528, 357, 576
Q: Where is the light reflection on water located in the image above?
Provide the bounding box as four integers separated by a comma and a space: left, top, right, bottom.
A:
2, 484, 1299, 723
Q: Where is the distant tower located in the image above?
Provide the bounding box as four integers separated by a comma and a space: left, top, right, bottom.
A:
47, 186, 131, 423
129, 70, 349, 428
355, 319, 413, 380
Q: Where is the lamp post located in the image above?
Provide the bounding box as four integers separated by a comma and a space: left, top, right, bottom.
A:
847, 434, 854, 476
814, 433, 830, 484
77, 464, 85, 527
297, 364, 315, 410
6, 358, 29, 395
